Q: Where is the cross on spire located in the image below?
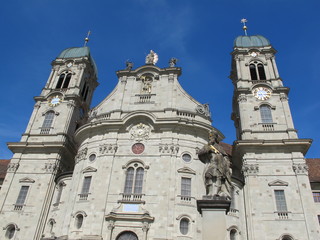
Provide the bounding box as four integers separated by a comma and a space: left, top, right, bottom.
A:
240, 18, 248, 36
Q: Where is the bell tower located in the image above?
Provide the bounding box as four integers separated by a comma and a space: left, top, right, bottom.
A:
0, 46, 98, 240
230, 32, 319, 239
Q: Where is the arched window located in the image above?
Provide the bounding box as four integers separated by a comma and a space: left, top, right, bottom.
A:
281, 235, 293, 240
249, 62, 266, 80
124, 166, 144, 194
260, 105, 273, 123
48, 219, 55, 233
180, 218, 189, 235
75, 214, 84, 229
5, 225, 16, 239
230, 229, 237, 240
249, 64, 258, 80
116, 231, 138, 240
257, 64, 266, 80
56, 73, 72, 89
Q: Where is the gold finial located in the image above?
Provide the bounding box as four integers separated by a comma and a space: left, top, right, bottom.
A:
84, 30, 91, 46
240, 18, 248, 36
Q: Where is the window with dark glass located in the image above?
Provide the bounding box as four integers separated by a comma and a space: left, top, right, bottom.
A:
249, 62, 266, 80
16, 186, 29, 206
75, 214, 84, 229
313, 192, 320, 202
249, 64, 258, 80
56, 73, 71, 89
81, 176, 92, 194
181, 178, 191, 197
42, 111, 55, 128
274, 190, 288, 212
116, 231, 138, 240
124, 167, 144, 194
257, 63, 266, 80
260, 105, 273, 123
180, 218, 189, 235
230, 229, 237, 240
5, 225, 15, 239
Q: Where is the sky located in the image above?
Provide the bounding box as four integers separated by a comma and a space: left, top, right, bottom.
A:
0, 0, 320, 159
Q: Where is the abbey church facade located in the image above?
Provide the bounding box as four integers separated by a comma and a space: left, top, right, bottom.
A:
0, 34, 319, 240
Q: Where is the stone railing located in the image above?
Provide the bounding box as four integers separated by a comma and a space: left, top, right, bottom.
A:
176, 111, 195, 118
262, 123, 274, 131
276, 211, 289, 220
121, 193, 144, 202
40, 127, 52, 134
14, 204, 24, 211
139, 95, 152, 103
79, 193, 90, 201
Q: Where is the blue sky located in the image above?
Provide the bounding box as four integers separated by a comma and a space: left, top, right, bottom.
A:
0, 0, 320, 159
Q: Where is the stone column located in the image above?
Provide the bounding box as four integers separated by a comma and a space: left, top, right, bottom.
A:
197, 196, 231, 240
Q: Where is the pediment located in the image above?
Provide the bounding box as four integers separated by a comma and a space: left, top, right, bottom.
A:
268, 179, 288, 186
19, 177, 35, 183
81, 166, 97, 173
177, 167, 196, 175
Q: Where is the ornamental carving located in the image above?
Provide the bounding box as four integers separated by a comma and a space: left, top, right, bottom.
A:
44, 163, 57, 173
280, 93, 288, 101
142, 222, 150, 232
107, 220, 115, 230
99, 144, 118, 154
237, 95, 247, 103
293, 163, 309, 174
196, 104, 211, 117
130, 123, 150, 141
242, 163, 259, 175
159, 144, 179, 154
75, 148, 88, 164
7, 163, 19, 172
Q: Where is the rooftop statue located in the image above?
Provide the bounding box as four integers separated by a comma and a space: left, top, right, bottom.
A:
198, 131, 232, 199
145, 50, 158, 65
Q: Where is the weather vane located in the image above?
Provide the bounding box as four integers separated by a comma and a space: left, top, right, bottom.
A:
84, 30, 91, 46
240, 18, 248, 36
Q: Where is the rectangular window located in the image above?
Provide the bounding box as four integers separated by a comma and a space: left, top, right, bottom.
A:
55, 183, 63, 205
16, 186, 29, 205
181, 178, 191, 197
274, 190, 287, 212
313, 192, 320, 202
318, 215, 320, 225
81, 176, 92, 194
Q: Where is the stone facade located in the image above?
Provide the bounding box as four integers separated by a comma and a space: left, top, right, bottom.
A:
0, 36, 319, 240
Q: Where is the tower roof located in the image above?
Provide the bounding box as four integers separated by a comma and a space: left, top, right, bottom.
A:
57, 46, 91, 58
57, 46, 98, 75
234, 35, 271, 48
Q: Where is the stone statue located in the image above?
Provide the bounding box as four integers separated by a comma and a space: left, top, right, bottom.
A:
145, 50, 158, 65
125, 61, 133, 70
198, 131, 232, 199
169, 57, 178, 67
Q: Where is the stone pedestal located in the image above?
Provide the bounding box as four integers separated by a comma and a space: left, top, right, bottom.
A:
197, 196, 231, 240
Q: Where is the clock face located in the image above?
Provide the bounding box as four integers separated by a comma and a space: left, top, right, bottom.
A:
252, 87, 272, 100
48, 95, 62, 107
132, 143, 145, 154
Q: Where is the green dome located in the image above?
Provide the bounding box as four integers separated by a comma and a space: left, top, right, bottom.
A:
57, 46, 97, 74
234, 35, 270, 48
57, 46, 91, 58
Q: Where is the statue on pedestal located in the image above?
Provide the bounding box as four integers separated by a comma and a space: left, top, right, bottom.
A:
198, 131, 232, 199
